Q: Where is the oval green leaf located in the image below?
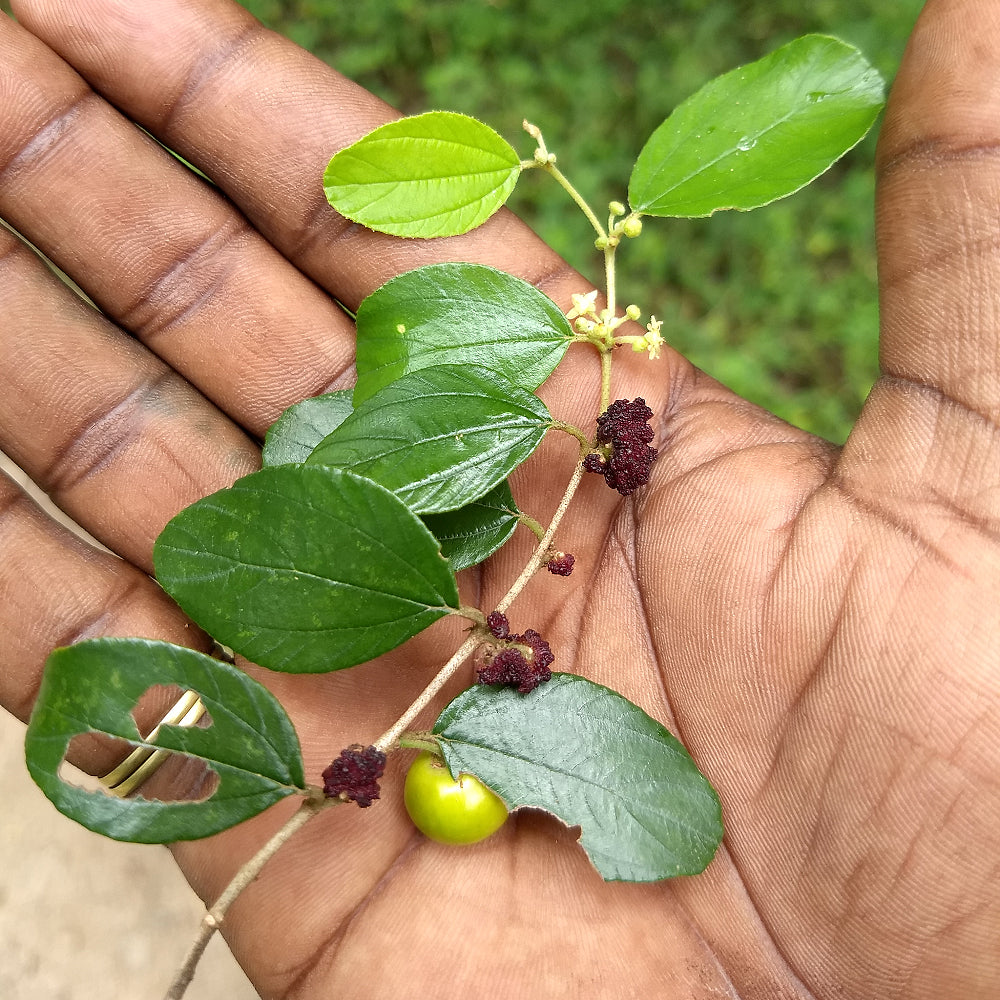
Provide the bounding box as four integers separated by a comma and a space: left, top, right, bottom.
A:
353, 263, 572, 404
24, 638, 305, 843
154, 465, 460, 673
262, 390, 355, 467
423, 479, 520, 571
628, 34, 884, 218
323, 111, 521, 238
434, 674, 723, 881
307, 364, 551, 514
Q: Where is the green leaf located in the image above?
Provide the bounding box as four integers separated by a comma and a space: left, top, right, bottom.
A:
423, 479, 520, 571
353, 263, 572, 404
434, 675, 723, 881
262, 391, 354, 467
628, 34, 884, 218
307, 364, 551, 514
24, 638, 304, 843
323, 111, 521, 238
154, 465, 459, 673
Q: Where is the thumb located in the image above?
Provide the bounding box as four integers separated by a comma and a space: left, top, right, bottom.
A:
842, 0, 1000, 527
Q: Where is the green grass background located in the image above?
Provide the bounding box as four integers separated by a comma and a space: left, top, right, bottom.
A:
237, 0, 923, 442
1, 0, 925, 442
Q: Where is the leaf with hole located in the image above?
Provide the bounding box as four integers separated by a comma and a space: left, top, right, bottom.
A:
433, 674, 723, 881
307, 364, 551, 514
353, 263, 572, 404
24, 638, 305, 843
323, 111, 521, 237
262, 390, 354, 467
154, 465, 459, 673
628, 34, 884, 218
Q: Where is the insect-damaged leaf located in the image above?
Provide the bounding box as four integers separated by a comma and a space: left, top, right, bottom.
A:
434, 675, 723, 881
25, 639, 305, 843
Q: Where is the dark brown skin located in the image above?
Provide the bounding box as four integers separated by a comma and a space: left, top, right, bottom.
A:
1, 1, 997, 997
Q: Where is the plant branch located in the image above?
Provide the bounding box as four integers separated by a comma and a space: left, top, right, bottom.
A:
545, 162, 607, 240
516, 510, 547, 541
495, 458, 585, 615
373, 634, 480, 753
396, 732, 442, 755
600, 348, 613, 413
521, 121, 606, 241
549, 419, 592, 450
163, 794, 330, 1000
604, 243, 618, 318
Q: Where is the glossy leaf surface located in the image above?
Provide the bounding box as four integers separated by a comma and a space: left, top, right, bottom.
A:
154, 465, 459, 673
307, 364, 550, 514
423, 480, 520, 571
434, 674, 723, 881
262, 391, 354, 467
629, 34, 884, 218
353, 263, 571, 404
323, 111, 520, 237
25, 638, 304, 843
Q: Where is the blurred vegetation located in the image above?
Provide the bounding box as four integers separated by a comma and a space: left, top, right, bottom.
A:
238, 0, 923, 442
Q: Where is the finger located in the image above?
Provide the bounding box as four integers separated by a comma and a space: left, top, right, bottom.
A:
0, 13, 354, 435
877, 0, 1000, 423
11, 0, 579, 312
0, 216, 264, 788
844, 0, 1000, 521
0, 224, 258, 567
0, 215, 272, 799
0, 465, 209, 728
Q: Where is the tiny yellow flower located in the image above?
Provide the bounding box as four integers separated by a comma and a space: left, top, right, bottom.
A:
566, 289, 599, 321
644, 316, 665, 360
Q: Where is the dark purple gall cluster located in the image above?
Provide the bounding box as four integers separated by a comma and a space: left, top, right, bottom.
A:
583, 397, 657, 496
322, 744, 387, 807
545, 551, 575, 576
478, 613, 554, 694
486, 611, 510, 639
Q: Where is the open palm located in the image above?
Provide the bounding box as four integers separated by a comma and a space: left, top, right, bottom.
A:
1, 1, 996, 998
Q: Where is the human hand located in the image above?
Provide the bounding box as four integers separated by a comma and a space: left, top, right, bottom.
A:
1, 1, 996, 998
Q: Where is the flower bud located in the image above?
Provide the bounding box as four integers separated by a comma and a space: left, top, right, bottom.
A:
622, 215, 643, 238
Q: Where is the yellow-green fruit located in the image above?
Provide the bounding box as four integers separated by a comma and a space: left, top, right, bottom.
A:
403, 752, 508, 845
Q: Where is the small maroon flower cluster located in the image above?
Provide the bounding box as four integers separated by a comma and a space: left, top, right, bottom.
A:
478, 612, 554, 694
583, 397, 657, 496
486, 611, 510, 638
546, 551, 575, 576
322, 744, 387, 808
